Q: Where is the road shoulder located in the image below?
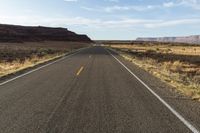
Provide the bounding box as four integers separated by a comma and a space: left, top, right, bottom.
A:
106, 47, 200, 131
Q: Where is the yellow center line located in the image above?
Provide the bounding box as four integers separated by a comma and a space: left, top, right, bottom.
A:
76, 66, 84, 76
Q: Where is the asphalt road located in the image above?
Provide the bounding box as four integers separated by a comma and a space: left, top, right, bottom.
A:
0, 46, 199, 133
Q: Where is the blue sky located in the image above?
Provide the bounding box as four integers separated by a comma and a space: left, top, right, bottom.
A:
0, 0, 200, 40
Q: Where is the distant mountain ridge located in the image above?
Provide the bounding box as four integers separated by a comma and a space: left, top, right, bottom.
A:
136, 35, 200, 44
0, 24, 92, 43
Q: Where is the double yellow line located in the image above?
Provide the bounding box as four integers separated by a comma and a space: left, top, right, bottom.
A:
76, 66, 84, 76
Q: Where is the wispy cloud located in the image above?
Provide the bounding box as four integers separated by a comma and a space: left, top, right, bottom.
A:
81, 6, 100, 12
161, 0, 200, 10
180, 0, 200, 10
105, 0, 119, 2
145, 18, 200, 28
81, 5, 160, 13
163, 2, 175, 8
81, 2, 177, 13
0, 15, 199, 29
64, 0, 78, 2
81, 0, 200, 13
104, 5, 158, 12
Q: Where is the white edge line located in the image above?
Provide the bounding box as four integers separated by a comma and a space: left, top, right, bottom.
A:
0, 47, 88, 86
105, 48, 199, 133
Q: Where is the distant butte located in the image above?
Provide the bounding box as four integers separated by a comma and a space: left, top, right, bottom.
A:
136, 35, 200, 44
0, 24, 92, 43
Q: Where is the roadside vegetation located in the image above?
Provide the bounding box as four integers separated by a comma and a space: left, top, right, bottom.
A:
105, 41, 200, 101
0, 41, 89, 78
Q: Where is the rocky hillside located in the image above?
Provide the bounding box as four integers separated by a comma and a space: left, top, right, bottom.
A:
136, 35, 200, 44
0, 24, 92, 43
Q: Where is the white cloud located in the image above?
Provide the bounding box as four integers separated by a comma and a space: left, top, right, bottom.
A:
100, 19, 158, 28
179, 0, 200, 10
64, 0, 77, 1
0, 15, 199, 29
162, 0, 200, 10
81, 5, 159, 13
145, 18, 200, 28
81, 6, 100, 12
0, 15, 100, 28
106, 0, 119, 2
104, 5, 145, 12
81, 0, 200, 14
163, 2, 175, 7
104, 5, 162, 12
81, 2, 178, 13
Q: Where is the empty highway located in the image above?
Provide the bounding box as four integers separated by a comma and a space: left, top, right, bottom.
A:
0, 46, 199, 133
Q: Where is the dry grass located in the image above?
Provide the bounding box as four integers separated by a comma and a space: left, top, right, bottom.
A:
0, 41, 90, 77
0, 53, 65, 77
110, 44, 200, 56
105, 42, 200, 101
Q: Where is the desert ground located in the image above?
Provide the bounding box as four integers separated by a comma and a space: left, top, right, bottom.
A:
0, 41, 90, 77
